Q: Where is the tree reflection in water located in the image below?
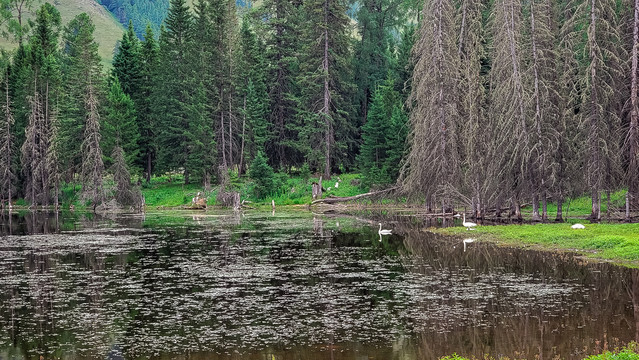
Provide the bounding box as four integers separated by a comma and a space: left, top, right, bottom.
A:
0, 211, 637, 360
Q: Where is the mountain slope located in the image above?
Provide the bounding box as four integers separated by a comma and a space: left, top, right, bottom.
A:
0, 0, 124, 65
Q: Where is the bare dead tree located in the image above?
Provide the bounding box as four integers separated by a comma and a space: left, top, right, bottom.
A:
577, 0, 624, 220
111, 146, 140, 206
457, 0, 493, 218
0, 73, 15, 207
402, 0, 461, 211
46, 107, 61, 210
526, 0, 561, 221
488, 0, 529, 219
81, 83, 104, 210
21, 81, 45, 207
627, 0, 639, 209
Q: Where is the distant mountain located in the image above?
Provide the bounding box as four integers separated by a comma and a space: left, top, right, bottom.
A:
97, 0, 254, 39
0, 0, 124, 65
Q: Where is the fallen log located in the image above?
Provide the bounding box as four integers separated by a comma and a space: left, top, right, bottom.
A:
310, 187, 398, 205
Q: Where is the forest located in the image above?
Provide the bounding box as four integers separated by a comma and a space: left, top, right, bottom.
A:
0, 0, 638, 221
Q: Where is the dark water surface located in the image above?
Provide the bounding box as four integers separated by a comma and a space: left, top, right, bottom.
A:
0, 211, 637, 360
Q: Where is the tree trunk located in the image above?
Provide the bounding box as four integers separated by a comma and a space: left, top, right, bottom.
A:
221, 111, 227, 169
556, 196, 564, 222
238, 96, 246, 177
532, 193, 541, 221
146, 153, 152, 183
629, 0, 639, 209
322, 0, 331, 179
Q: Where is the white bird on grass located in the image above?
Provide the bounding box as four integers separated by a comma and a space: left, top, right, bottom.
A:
378, 223, 392, 235
462, 214, 477, 230
571, 223, 585, 229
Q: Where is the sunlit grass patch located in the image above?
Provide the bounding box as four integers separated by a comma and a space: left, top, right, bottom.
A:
438, 222, 639, 265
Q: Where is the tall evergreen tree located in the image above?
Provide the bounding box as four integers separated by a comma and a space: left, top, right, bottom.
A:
352, 0, 403, 131
358, 77, 406, 186
103, 77, 139, 172
154, 0, 194, 181
112, 21, 141, 100
235, 17, 268, 175
138, 23, 159, 182
297, 0, 354, 177
260, 0, 303, 169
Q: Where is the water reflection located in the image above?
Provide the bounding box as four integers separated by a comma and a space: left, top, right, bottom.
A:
0, 211, 636, 360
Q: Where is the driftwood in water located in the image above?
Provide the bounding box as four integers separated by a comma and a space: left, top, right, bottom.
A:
311, 187, 397, 205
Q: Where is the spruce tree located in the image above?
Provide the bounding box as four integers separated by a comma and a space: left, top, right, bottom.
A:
103, 77, 139, 172
248, 150, 276, 199
154, 0, 194, 182
260, 0, 303, 169
138, 24, 159, 182
112, 21, 141, 101
296, 0, 354, 177
358, 77, 405, 186
235, 17, 268, 174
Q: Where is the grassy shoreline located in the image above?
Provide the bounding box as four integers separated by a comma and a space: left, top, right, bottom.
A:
436, 219, 639, 267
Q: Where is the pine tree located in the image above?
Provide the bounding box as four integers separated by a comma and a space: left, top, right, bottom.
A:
112, 21, 141, 101
154, 0, 194, 182
352, 0, 403, 131
248, 150, 276, 199
103, 77, 139, 172
235, 17, 268, 175
60, 13, 103, 182
59, 14, 105, 208
297, 0, 354, 177
358, 78, 404, 186
138, 23, 159, 182
260, 0, 303, 169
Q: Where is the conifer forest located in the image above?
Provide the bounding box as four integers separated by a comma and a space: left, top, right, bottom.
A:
1, 0, 639, 221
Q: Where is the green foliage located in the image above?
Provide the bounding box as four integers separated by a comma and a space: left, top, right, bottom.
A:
137, 23, 159, 181
103, 77, 140, 172
248, 151, 276, 199
112, 21, 140, 98
358, 77, 407, 187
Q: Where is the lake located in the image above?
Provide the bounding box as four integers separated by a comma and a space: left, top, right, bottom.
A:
0, 211, 637, 359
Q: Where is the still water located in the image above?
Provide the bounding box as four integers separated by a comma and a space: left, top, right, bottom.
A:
0, 211, 637, 360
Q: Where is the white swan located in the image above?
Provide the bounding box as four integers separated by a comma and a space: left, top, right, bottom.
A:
378, 223, 392, 235
571, 223, 585, 229
462, 214, 477, 230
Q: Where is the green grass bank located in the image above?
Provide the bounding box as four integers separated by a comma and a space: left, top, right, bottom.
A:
438, 219, 639, 266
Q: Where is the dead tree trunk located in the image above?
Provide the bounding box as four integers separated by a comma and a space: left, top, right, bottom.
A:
628, 0, 639, 209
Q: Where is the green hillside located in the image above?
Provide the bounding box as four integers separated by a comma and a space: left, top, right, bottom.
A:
0, 0, 124, 65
